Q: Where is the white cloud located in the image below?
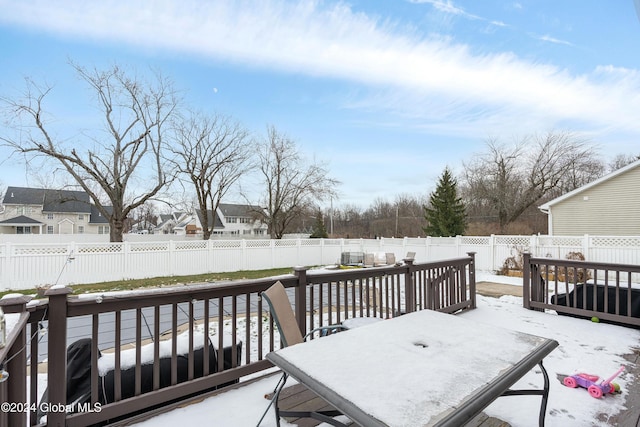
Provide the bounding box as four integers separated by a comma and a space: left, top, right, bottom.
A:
536, 34, 574, 46
408, 0, 480, 19
1, 0, 639, 138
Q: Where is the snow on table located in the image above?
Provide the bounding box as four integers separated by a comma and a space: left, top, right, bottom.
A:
269, 308, 557, 427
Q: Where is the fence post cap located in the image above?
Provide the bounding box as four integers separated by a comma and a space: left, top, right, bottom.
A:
44, 286, 73, 296
0, 294, 33, 311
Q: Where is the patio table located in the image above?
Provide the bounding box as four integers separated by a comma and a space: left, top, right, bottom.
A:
266, 308, 558, 427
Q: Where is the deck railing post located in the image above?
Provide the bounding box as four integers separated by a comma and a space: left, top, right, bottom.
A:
523, 253, 531, 310
466, 252, 477, 309
0, 294, 32, 427
403, 259, 416, 312
293, 267, 308, 335
45, 286, 72, 427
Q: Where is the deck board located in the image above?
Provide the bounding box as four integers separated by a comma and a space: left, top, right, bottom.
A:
266, 383, 511, 426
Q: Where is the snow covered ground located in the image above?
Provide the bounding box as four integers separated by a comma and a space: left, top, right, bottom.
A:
128, 272, 640, 427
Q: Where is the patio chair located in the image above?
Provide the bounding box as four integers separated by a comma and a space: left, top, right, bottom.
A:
256, 281, 348, 427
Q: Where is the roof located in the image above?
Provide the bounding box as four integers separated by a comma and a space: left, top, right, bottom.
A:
196, 209, 224, 229
158, 214, 174, 223
3, 186, 91, 213
2, 186, 45, 205
89, 205, 111, 224
0, 215, 43, 226
219, 203, 263, 217
538, 158, 640, 212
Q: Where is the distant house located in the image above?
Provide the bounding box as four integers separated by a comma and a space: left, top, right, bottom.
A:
538, 159, 640, 235
0, 186, 111, 235
216, 203, 267, 237
154, 213, 181, 234
167, 203, 268, 237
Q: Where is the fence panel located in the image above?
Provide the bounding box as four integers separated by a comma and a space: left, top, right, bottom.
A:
1, 235, 640, 290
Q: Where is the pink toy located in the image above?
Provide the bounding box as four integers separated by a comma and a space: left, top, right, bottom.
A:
563, 366, 624, 398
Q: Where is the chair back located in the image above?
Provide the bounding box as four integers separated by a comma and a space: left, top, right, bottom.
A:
262, 281, 304, 347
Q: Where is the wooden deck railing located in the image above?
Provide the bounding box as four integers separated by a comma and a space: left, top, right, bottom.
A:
523, 253, 640, 328
0, 253, 476, 427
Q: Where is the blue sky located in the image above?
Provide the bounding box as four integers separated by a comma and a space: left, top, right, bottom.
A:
1, 0, 640, 208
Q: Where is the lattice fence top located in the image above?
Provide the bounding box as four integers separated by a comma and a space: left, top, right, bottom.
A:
174, 241, 208, 250
274, 239, 297, 247
494, 236, 532, 246
460, 236, 491, 245
244, 240, 271, 248
591, 236, 640, 247
209, 240, 242, 248
129, 242, 170, 252
77, 244, 123, 254
15, 246, 69, 255
537, 236, 582, 247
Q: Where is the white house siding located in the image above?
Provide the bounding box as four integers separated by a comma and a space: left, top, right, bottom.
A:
550, 166, 640, 235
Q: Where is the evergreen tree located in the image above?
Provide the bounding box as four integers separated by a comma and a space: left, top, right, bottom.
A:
309, 210, 329, 238
423, 167, 466, 237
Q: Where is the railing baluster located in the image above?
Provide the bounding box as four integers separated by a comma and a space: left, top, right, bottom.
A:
628, 271, 633, 319
115, 310, 122, 401
188, 301, 194, 380
335, 281, 342, 324
218, 297, 224, 371
615, 271, 621, 315
231, 295, 238, 368
153, 305, 160, 390
91, 314, 99, 405
245, 293, 251, 364
171, 303, 177, 385
29, 316, 40, 426
204, 299, 210, 375
135, 308, 142, 395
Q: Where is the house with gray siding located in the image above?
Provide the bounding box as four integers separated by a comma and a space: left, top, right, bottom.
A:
0, 186, 111, 235
538, 159, 640, 235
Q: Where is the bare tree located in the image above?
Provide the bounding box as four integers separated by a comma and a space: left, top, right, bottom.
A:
169, 112, 253, 240
0, 63, 179, 242
128, 201, 159, 233
608, 153, 640, 172
254, 126, 339, 239
330, 204, 368, 238
462, 132, 600, 233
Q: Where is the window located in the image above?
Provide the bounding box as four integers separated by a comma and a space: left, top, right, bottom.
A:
16, 226, 31, 234
227, 217, 238, 223
78, 226, 85, 234
78, 214, 85, 221
98, 226, 110, 235
17, 206, 33, 215
47, 213, 54, 220
47, 225, 54, 234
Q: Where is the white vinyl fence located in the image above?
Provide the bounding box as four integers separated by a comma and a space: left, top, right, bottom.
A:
1, 235, 639, 290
